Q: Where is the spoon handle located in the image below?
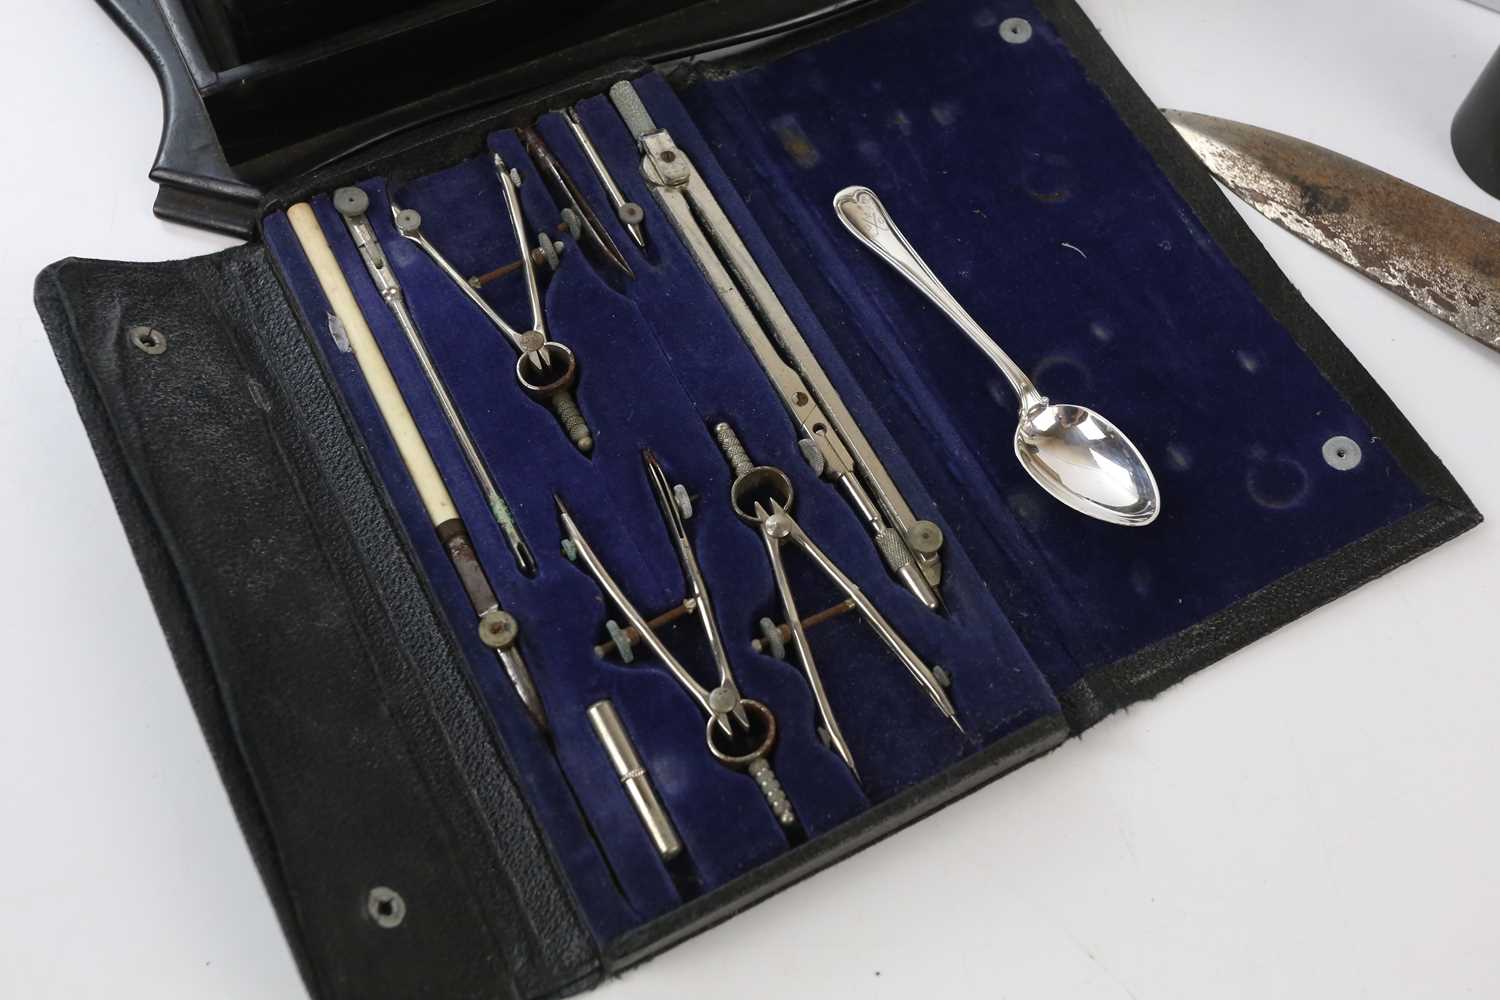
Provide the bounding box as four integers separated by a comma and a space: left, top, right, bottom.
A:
833, 186, 1045, 412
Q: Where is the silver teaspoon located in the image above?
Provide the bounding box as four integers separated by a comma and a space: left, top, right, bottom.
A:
833, 186, 1160, 527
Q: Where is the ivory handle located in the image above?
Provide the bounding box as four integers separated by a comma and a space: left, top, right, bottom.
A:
286, 202, 458, 527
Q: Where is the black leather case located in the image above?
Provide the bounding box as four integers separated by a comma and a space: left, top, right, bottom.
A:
35, 1, 1480, 997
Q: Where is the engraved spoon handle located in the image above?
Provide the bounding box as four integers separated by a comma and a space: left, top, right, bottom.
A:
833, 186, 1045, 412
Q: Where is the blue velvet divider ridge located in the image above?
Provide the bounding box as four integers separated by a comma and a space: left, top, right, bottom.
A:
258, 0, 1435, 949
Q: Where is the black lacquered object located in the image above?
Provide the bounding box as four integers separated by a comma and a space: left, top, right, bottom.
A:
1454, 44, 1500, 198
101, 0, 859, 235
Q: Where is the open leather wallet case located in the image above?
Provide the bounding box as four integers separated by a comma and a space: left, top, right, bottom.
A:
34, 0, 1479, 996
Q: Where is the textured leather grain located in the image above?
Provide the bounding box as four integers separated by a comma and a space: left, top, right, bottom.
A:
35, 246, 598, 1000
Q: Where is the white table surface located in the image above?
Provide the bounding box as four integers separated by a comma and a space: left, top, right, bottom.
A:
3, 1, 1498, 996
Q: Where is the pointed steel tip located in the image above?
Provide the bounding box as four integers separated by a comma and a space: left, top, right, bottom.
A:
513, 541, 539, 579
899, 565, 943, 613
553, 493, 571, 518
522, 697, 551, 736
829, 737, 859, 780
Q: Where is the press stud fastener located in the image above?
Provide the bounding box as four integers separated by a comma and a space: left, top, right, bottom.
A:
129, 326, 167, 355
366, 886, 405, 929
999, 17, 1033, 44
1322, 436, 1363, 471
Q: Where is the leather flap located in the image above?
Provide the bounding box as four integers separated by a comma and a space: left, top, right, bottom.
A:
34, 246, 598, 1000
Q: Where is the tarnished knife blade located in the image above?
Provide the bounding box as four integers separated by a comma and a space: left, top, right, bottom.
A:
1163, 109, 1500, 353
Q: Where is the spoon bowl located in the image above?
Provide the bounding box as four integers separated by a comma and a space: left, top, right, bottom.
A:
833, 185, 1162, 527
1015, 403, 1159, 526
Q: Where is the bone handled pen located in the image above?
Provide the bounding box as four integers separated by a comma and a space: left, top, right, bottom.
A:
287, 202, 548, 733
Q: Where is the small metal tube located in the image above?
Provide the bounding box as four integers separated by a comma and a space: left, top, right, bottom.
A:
587, 701, 683, 861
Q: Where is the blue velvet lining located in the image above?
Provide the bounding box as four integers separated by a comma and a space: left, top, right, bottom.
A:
259, 0, 1429, 946
674, 0, 1430, 690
